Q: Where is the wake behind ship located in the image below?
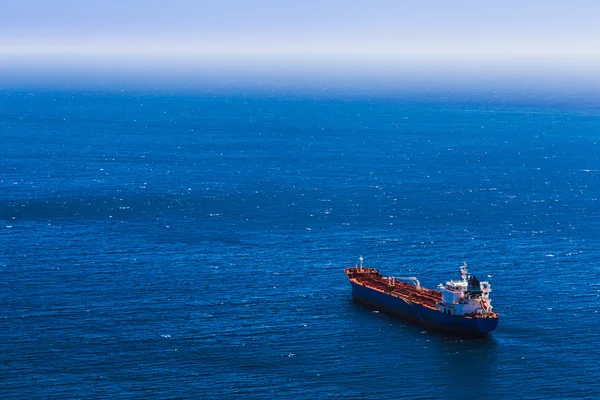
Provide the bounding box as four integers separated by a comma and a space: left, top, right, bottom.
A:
345, 257, 498, 334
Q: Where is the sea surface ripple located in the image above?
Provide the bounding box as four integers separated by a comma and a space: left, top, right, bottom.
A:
1, 91, 599, 399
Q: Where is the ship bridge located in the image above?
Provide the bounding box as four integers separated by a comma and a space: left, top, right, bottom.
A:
437, 262, 494, 317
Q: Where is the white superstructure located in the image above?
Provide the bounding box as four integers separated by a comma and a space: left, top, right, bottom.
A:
436, 262, 493, 316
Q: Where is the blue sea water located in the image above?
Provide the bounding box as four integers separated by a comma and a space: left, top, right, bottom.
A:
1, 90, 599, 399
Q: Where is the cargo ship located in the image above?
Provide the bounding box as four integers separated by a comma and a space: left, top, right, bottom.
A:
345, 257, 498, 334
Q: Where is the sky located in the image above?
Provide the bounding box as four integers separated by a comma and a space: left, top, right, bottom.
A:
1, 0, 599, 89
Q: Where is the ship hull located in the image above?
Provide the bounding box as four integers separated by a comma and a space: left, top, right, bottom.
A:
350, 282, 498, 335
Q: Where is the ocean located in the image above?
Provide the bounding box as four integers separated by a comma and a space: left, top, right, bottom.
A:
1, 89, 599, 399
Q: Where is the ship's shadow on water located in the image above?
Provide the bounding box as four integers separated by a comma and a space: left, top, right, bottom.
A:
350, 298, 497, 341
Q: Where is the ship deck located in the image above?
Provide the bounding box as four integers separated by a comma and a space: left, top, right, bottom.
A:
344, 267, 441, 310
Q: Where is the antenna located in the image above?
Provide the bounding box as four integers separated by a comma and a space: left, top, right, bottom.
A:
460, 262, 468, 282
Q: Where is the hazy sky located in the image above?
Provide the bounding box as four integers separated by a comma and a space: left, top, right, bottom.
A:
1, 0, 599, 87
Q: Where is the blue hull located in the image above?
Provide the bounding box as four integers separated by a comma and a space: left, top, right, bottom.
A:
351, 282, 498, 334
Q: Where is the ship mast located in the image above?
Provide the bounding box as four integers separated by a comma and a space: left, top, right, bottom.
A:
460, 261, 468, 283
